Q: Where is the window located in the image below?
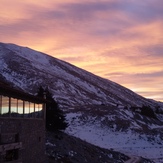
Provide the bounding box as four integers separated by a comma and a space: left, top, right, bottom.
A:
1, 96, 9, 116
0, 94, 44, 119
0, 95, 2, 115
38, 104, 43, 118
10, 98, 18, 117
4, 149, 19, 161
29, 102, 34, 118
17, 99, 24, 117
35, 103, 43, 118
24, 101, 30, 117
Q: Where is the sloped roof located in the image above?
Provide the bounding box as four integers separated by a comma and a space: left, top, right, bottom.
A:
0, 81, 46, 103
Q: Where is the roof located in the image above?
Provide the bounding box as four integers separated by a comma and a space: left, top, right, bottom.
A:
0, 82, 46, 103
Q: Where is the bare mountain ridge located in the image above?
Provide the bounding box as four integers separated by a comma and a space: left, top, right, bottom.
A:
0, 42, 161, 109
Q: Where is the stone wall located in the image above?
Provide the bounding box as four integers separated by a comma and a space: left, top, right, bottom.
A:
0, 118, 46, 163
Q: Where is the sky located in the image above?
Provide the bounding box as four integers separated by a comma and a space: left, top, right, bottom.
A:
0, 0, 163, 102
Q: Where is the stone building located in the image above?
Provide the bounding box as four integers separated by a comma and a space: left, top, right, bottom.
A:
0, 82, 47, 162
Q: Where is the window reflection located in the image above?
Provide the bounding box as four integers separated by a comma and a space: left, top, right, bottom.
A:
38, 104, 43, 118
17, 100, 23, 117
35, 103, 39, 118
11, 98, 18, 117
0, 95, 2, 115
29, 102, 35, 118
0, 95, 44, 119
24, 101, 30, 117
1, 96, 9, 116
35, 104, 43, 118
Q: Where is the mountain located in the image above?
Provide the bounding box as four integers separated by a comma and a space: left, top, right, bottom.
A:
0, 42, 163, 162
0, 42, 161, 108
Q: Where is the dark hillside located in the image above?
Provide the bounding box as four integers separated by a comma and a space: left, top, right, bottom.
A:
46, 131, 152, 163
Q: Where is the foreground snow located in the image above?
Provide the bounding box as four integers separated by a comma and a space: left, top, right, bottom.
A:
65, 112, 163, 163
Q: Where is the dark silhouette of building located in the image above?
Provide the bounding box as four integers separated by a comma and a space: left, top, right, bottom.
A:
0, 82, 47, 162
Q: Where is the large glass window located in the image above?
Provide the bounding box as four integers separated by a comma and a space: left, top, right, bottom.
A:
35, 103, 39, 118
24, 101, 30, 117
17, 99, 24, 117
0, 94, 44, 119
1, 96, 9, 116
35, 103, 43, 118
29, 102, 35, 118
38, 104, 43, 118
11, 98, 18, 117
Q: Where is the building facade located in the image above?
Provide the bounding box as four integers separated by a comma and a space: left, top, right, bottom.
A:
0, 83, 46, 162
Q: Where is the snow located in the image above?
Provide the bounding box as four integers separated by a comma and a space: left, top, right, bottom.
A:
5, 43, 50, 66
46, 141, 56, 147
123, 110, 134, 118
65, 112, 163, 162
149, 124, 163, 129
69, 151, 77, 157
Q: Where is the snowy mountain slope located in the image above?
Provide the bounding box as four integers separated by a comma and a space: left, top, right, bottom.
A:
46, 131, 131, 163
0, 42, 162, 109
65, 105, 163, 162
1, 42, 163, 162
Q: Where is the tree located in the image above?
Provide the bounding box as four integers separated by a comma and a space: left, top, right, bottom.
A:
37, 86, 68, 131
46, 101, 68, 131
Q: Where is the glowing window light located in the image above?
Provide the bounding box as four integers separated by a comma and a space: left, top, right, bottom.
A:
10, 98, 18, 117
17, 99, 23, 115
24, 101, 30, 117
35, 103, 43, 118
1, 96, 9, 116
30, 102, 35, 118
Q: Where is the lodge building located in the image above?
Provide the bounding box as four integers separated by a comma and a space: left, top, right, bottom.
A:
0, 82, 46, 162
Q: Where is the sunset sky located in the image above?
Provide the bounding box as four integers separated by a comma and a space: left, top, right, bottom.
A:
0, 0, 163, 102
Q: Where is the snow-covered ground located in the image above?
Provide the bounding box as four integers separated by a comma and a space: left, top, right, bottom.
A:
65, 112, 163, 163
